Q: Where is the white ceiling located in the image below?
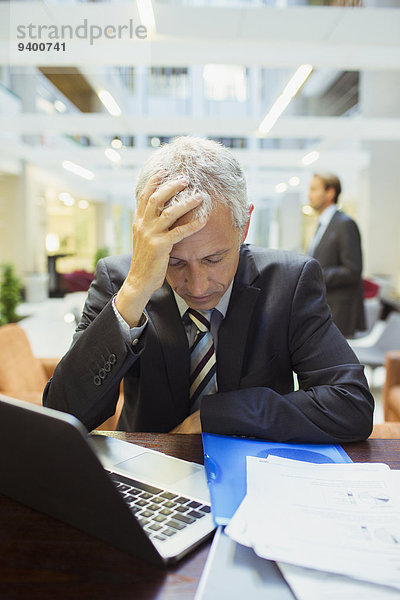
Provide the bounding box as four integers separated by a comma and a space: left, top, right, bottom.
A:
0, 2, 399, 202
2, 4, 400, 68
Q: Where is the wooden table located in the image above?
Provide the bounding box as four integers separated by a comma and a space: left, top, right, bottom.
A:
1, 431, 400, 600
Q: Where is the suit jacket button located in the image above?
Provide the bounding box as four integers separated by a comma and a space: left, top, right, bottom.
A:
109, 353, 117, 364
94, 375, 102, 386
99, 368, 106, 379
104, 361, 111, 372
132, 338, 139, 347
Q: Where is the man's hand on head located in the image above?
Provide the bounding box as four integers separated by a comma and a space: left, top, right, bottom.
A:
115, 172, 205, 327
169, 410, 202, 434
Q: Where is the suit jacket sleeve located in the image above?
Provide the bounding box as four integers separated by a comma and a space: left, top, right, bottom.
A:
321, 217, 363, 290
201, 257, 374, 444
43, 258, 144, 430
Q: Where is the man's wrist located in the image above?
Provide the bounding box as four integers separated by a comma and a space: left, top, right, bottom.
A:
112, 295, 148, 343
115, 282, 149, 327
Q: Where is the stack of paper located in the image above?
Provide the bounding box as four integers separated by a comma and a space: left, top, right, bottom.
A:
225, 456, 400, 599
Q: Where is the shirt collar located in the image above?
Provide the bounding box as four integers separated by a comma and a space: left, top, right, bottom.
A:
173, 280, 233, 320
319, 204, 337, 227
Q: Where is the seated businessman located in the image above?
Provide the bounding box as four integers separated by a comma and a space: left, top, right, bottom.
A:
43, 136, 374, 443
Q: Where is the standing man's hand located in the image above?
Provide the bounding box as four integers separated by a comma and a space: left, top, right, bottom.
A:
115, 173, 205, 326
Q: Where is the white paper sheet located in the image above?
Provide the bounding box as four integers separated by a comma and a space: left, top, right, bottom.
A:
277, 562, 400, 600
226, 456, 400, 591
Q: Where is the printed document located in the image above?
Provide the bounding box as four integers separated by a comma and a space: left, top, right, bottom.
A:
226, 456, 400, 591
278, 562, 400, 600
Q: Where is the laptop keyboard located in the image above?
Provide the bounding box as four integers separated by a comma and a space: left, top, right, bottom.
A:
108, 471, 211, 542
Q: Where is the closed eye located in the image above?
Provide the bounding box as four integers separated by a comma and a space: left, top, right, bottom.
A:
168, 259, 185, 267
168, 249, 229, 268
203, 257, 223, 264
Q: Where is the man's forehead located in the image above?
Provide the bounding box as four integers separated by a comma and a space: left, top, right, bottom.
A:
171, 230, 234, 257
173, 203, 236, 236
171, 206, 239, 257
173, 200, 233, 225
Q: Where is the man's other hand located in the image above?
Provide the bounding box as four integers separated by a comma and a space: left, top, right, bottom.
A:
169, 410, 201, 434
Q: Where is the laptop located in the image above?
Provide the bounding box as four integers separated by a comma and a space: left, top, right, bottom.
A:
0, 394, 215, 566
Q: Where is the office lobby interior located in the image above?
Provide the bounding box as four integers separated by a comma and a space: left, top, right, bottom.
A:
2, 0, 400, 423
2, 1, 400, 597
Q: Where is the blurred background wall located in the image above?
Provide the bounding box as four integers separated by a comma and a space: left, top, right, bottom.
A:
0, 0, 399, 305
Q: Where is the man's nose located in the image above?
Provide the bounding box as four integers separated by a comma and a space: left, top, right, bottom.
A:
186, 265, 209, 296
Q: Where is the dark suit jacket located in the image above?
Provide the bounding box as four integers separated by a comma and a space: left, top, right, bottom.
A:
312, 210, 365, 337
43, 245, 373, 443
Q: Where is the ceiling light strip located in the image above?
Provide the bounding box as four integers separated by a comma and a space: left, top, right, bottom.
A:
62, 160, 95, 180
137, 0, 156, 32
258, 64, 313, 135
97, 89, 122, 117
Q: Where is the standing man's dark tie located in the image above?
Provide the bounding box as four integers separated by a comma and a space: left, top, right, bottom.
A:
188, 309, 217, 407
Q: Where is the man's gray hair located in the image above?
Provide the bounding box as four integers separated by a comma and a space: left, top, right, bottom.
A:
135, 136, 249, 231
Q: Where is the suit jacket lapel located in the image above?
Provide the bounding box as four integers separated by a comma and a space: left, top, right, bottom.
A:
146, 283, 191, 415
217, 246, 261, 392
315, 210, 339, 253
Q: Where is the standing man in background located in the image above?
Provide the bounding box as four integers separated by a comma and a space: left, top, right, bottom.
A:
308, 172, 365, 338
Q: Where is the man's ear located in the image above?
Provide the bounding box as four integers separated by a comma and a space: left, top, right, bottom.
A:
326, 186, 336, 204
240, 204, 254, 244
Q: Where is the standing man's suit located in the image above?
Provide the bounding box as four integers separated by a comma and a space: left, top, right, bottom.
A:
43, 245, 373, 444
311, 211, 365, 338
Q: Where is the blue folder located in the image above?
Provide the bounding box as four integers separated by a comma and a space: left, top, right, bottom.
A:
202, 433, 352, 525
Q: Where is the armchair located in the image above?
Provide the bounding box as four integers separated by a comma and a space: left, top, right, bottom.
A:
383, 351, 400, 422
0, 323, 58, 406
0, 323, 122, 430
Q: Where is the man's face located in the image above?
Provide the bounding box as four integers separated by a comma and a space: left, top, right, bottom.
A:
308, 175, 332, 214
166, 203, 250, 311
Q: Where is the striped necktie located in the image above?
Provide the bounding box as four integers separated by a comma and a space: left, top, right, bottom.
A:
188, 309, 217, 407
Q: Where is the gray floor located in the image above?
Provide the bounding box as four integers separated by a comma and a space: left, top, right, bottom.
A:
17, 292, 87, 358
17, 292, 384, 424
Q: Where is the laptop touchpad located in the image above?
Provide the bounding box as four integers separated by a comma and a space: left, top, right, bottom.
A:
114, 452, 202, 486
